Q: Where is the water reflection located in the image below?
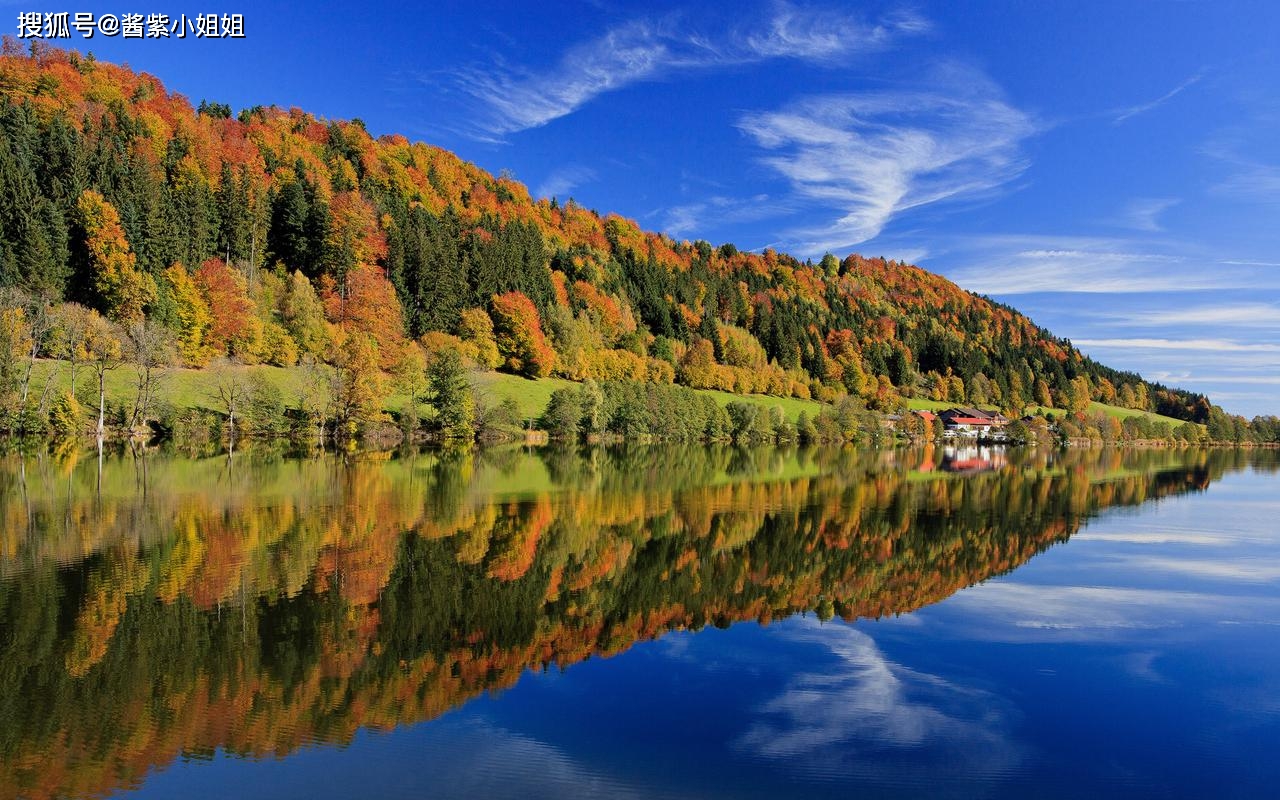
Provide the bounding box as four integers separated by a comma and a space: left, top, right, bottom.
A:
0, 444, 1271, 800
736, 621, 1025, 789
936, 444, 1008, 473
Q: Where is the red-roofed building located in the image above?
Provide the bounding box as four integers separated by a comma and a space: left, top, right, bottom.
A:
938, 408, 1010, 438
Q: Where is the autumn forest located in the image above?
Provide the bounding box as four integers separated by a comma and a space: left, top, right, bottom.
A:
0, 41, 1258, 445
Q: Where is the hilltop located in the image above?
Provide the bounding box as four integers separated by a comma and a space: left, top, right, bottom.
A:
0, 41, 1215, 437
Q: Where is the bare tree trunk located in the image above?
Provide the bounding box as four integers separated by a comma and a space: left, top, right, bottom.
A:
19, 301, 50, 406
36, 359, 61, 414
67, 359, 81, 401
21, 339, 37, 405
97, 369, 106, 438
130, 368, 144, 433
130, 364, 160, 434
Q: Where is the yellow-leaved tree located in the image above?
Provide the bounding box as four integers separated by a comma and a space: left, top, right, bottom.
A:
163, 263, 213, 365
76, 190, 155, 322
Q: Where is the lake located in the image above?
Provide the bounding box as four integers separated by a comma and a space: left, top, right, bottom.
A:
1, 444, 1277, 799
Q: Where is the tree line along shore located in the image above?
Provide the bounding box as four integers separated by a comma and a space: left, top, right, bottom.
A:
3, 347, 1270, 449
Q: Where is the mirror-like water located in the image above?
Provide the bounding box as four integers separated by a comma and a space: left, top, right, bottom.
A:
1, 445, 1276, 799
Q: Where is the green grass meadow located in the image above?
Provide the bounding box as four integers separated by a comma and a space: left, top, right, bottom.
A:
472, 371, 827, 423
905, 396, 1197, 429
24, 358, 1199, 431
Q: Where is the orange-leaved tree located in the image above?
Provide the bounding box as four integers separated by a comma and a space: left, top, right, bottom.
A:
194, 258, 255, 357
490, 291, 555, 378
320, 262, 405, 370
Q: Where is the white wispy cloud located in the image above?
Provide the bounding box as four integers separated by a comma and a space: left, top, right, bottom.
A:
1127, 349, 1280, 374
372, 716, 652, 799
1072, 530, 1246, 546
744, 4, 930, 58
943, 583, 1280, 640
1203, 131, 1280, 204
949, 249, 1197, 294
1113, 72, 1203, 123
452, 3, 924, 140
942, 236, 1280, 295
1166, 374, 1280, 385
737, 620, 1023, 788
1093, 303, 1280, 328
1068, 341, 1280, 383
1206, 390, 1280, 402
1212, 165, 1280, 203
1123, 650, 1170, 684
737, 64, 1038, 252
660, 194, 785, 238
889, 246, 931, 265
1124, 556, 1280, 583
534, 165, 597, 199
1072, 338, 1280, 353
1117, 197, 1180, 232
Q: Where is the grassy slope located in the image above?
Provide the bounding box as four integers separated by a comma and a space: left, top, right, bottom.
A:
28, 359, 313, 415
693, 387, 827, 422
902, 398, 955, 412
26, 360, 826, 424
472, 371, 826, 422
470, 371, 578, 419
1085, 402, 1193, 428
904, 396, 1194, 428
27, 359, 1197, 430
1029, 402, 1195, 429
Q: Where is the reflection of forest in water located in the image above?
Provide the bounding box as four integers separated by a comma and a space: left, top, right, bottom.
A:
0, 445, 1273, 800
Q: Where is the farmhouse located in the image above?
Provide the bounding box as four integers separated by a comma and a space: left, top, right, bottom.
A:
938, 408, 1010, 439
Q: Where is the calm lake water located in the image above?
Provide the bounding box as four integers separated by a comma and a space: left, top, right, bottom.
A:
1, 444, 1277, 799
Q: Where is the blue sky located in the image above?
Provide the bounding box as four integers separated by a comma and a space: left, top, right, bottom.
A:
17, 1, 1280, 415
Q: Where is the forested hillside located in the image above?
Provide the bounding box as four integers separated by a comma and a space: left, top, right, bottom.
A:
0, 41, 1212, 430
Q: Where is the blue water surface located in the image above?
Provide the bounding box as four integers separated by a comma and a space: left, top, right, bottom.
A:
125, 465, 1280, 799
